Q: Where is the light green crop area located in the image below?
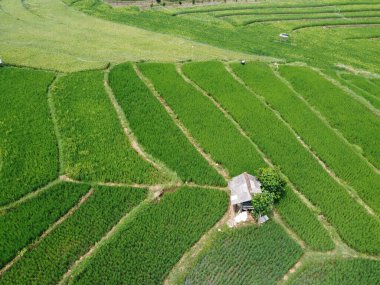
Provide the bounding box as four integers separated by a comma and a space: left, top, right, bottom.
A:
0, 0, 260, 72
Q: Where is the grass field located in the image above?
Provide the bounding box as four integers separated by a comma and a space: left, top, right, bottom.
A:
1, 0, 380, 284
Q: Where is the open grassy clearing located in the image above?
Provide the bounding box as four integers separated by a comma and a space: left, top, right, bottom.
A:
65, 187, 228, 285
52, 70, 167, 184
232, 62, 380, 215
64, 0, 380, 73
0, 182, 90, 268
0, 67, 58, 206
0, 0, 254, 72
182, 61, 380, 255
0, 186, 147, 285
288, 258, 380, 284
279, 65, 380, 169
184, 221, 303, 285
109, 63, 224, 186
138, 62, 267, 177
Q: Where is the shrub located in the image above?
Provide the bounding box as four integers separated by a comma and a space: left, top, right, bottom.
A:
258, 167, 286, 201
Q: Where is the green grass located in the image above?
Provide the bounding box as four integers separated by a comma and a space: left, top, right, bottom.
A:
279, 65, 380, 169
340, 72, 380, 99
0, 182, 90, 268
182, 61, 380, 255
52, 70, 167, 184
289, 258, 380, 284
67, 187, 228, 285
109, 63, 224, 186
184, 221, 303, 285
0, 186, 147, 285
0, 67, 58, 205
0, 0, 253, 72
277, 187, 334, 251
232, 62, 380, 215
138, 62, 267, 177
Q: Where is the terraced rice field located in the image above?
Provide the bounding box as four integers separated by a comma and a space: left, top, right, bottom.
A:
1, 0, 380, 284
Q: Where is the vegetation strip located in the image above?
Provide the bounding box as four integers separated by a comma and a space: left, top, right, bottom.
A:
109, 63, 224, 186
0, 182, 90, 269
0, 186, 147, 285
232, 62, 380, 216
279, 65, 380, 169
65, 187, 228, 285
139, 62, 267, 177
134, 64, 227, 183
184, 221, 303, 285
182, 61, 380, 255
179, 64, 334, 251
52, 70, 167, 184
0, 67, 59, 205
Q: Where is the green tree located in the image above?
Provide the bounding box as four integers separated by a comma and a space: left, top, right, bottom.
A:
258, 167, 287, 201
251, 192, 275, 219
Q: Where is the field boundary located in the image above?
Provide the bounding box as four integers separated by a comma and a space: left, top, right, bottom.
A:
103, 66, 179, 182
272, 64, 380, 174
0, 188, 94, 277
226, 63, 379, 220
134, 64, 230, 181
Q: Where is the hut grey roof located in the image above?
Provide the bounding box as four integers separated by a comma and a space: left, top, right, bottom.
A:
228, 172, 262, 205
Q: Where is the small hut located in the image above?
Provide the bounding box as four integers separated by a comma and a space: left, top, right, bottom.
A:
228, 172, 262, 212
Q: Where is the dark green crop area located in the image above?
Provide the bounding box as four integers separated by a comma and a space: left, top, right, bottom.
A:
0, 182, 90, 268
52, 70, 167, 184
184, 221, 303, 285
68, 187, 228, 285
0, 67, 58, 205
109, 63, 224, 186
0, 186, 147, 285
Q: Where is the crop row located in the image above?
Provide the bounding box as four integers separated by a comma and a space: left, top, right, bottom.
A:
291, 19, 380, 31
338, 73, 380, 110
0, 67, 58, 206
279, 66, 380, 169
277, 187, 334, 251
0, 185, 147, 285
290, 258, 380, 284
184, 221, 303, 285
212, 5, 380, 17
109, 63, 224, 186
172, 2, 376, 16
67, 187, 228, 285
0, 182, 90, 268
52, 70, 166, 184
232, 62, 380, 215
182, 61, 380, 255
137, 63, 266, 177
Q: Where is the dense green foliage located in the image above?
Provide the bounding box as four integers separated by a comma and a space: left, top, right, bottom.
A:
290, 258, 380, 284
184, 221, 303, 285
279, 65, 380, 169
0, 67, 58, 205
182, 61, 380, 255
232, 62, 380, 214
257, 167, 286, 200
0, 182, 90, 267
0, 186, 147, 285
277, 187, 334, 251
251, 191, 275, 218
138, 63, 266, 176
109, 63, 224, 186
53, 70, 166, 184
69, 187, 228, 285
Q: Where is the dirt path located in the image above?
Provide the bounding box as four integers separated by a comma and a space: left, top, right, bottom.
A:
134, 63, 230, 182
0, 188, 94, 277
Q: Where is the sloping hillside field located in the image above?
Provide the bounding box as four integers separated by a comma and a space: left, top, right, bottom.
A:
0, 0, 379, 284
